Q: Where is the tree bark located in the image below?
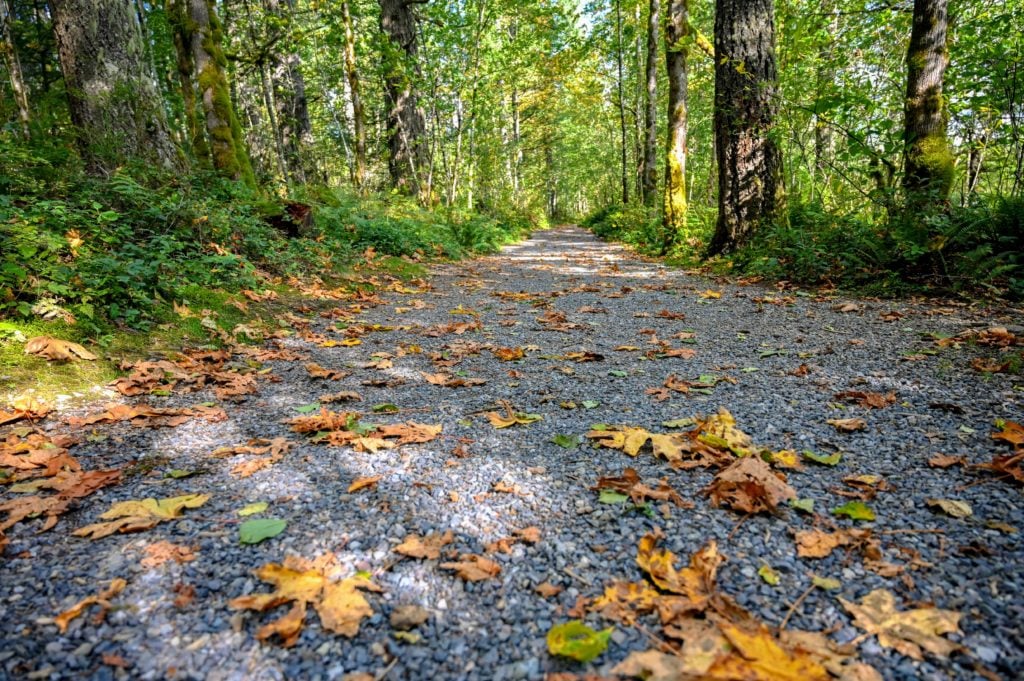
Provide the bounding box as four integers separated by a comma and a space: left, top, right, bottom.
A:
662, 0, 687, 247
341, 0, 366, 190
49, 0, 179, 173
903, 0, 952, 206
0, 0, 30, 137
266, 0, 313, 184
640, 0, 659, 205
187, 0, 256, 186
708, 0, 786, 256
615, 0, 629, 204
167, 0, 208, 163
379, 0, 426, 195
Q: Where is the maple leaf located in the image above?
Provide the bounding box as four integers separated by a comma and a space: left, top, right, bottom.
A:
348, 475, 382, 493
230, 554, 381, 645
992, 420, 1024, 449
840, 589, 962, 660
305, 363, 348, 380
706, 620, 830, 680
24, 336, 97, 361
636, 533, 721, 613
927, 454, 964, 468
0, 469, 121, 543
0, 395, 53, 425
110, 360, 188, 396
794, 529, 862, 559
394, 530, 454, 559
590, 580, 661, 624
73, 493, 210, 540
834, 390, 896, 409
491, 346, 525, 361
54, 578, 126, 633
441, 554, 501, 581
217, 437, 294, 478
703, 456, 796, 513
697, 408, 753, 456
592, 468, 691, 507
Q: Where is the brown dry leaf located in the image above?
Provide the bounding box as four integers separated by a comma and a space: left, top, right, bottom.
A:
73, 494, 210, 540
420, 372, 486, 387
794, 529, 857, 559
25, 336, 97, 361
0, 395, 52, 425
440, 554, 501, 581
927, 454, 965, 468
0, 469, 121, 544
703, 456, 796, 513
221, 438, 294, 478
535, 582, 563, 598
229, 554, 380, 646
141, 541, 197, 568
485, 401, 542, 428
992, 420, 1024, 449
394, 530, 454, 560
590, 580, 661, 625
592, 468, 691, 508
586, 426, 654, 456
779, 630, 883, 681
706, 620, 830, 680
636, 533, 721, 613
840, 589, 962, 660
319, 391, 363, 403
110, 360, 188, 396
348, 475, 382, 493
514, 526, 541, 544
305, 363, 348, 380
491, 346, 525, 361
834, 391, 896, 409
827, 417, 868, 433
54, 578, 127, 633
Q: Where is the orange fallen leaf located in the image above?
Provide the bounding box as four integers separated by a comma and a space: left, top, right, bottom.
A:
440, 554, 501, 581
348, 475, 382, 493
25, 336, 97, 361
54, 578, 126, 633
394, 531, 454, 560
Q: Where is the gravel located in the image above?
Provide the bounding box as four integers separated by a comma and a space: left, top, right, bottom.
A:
1, 226, 1022, 680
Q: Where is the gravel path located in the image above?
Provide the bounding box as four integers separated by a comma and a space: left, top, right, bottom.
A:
2, 225, 1022, 680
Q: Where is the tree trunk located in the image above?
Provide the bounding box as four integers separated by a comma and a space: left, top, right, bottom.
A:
0, 0, 30, 137
814, 2, 837, 177
640, 0, 659, 205
49, 0, 179, 173
341, 0, 366, 190
615, 0, 629, 204
187, 0, 255, 186
379, 0, 426, 195
662, 0, 687, 247
903, 0, 952, 206
708, 0, 786, 256
265, 0, 313, 185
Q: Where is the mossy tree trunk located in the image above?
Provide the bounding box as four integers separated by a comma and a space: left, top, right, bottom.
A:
379, 0, 427, 195
707, 0, 786, 256
167, 0, 209, 164
662, 0, 688, 250
641, 0, 659, 206
187, 0, 256, 186
614, 0, 629, 204
903, 0, 953, 208
0, 0, 30, 137
49, 0, 180, 173
266, 0, 314, 185
341, 0, 366, 190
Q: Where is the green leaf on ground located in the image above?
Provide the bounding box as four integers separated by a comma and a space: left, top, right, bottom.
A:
581, 400, 600, 409
802, 450, 842, 466
758, 565, 780, 586
608, 370, 627, 377
661, 418, 695, 429
832, 501, 876, 521
546, 620, 613, 662
598, 489, 628, 504
551, 434, 580, 449
789, 498, 815, 514
240, 518, 287, 544
165, 469, 195, 479
372, 403, 400, 413
812, 575, 842, 590
295, 402, 320, 413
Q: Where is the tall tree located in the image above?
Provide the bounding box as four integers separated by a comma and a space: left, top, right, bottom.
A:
0, 0, 30, 137
707, 0, 785, 255
168, 0, 209, 163
49, 0, 179, 172
614, 0, 629, 204
267, 0, 314, 184
640, 0, 658, 205
903, 0, 953, 207
186, 0, 256, 186
379, 0, 427, 194
341, 0, 366, 190
662, 0, 688, 246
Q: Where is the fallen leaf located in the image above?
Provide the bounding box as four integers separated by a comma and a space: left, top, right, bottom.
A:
390, 604, 429, 630
794, 529, 858, 559
925, 498, 972, 518
758, 565, 780, 586
703, 456, 796, 514
840, 589, 962, 660
73, 494, 210, 540
636, 534, 722, 612
25, 336, 97, 361
54, 578, 126, 633
827, 418, 868, 433
593, 468, 691, 508
927, 454, 964, 468
707, 621, 830, 680
394, 531, 454, 560
238, 502, 269, 516
831, 501, 876, 522
141, 541, 196, 568
546, 620, 613, 663
348, 475, 382, 493
440, 554, 501, 581
536, 582, 563, 598
240, 518, 287, 544
802, 450, 842, 466
485, 401, 543, 428
834, 391, 896, 409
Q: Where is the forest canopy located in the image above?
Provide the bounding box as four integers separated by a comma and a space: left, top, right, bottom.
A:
0, 0, 1022, 338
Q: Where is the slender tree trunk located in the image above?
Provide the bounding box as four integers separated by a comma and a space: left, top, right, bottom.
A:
187, 0, 255, 186
641, 0, 659, 205
903, 0, 953, 207
0, 0, 30, 137
49, 0, 179, 173
708, 0, 786, 256
168, 0, 209, 163
265, 0, 313, 184
814, 2, 837, 178
379, 0, 426, 195
662, 0, 688, 248
633, 0, 643, 198
615, 0, 629, 204
341, 0, 366, 190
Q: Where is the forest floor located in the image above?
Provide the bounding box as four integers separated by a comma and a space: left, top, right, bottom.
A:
1, 225, 1023, 681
